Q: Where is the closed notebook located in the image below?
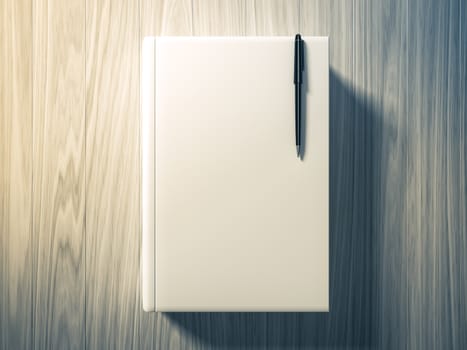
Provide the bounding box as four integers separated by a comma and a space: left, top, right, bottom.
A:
142, 36, 329, 312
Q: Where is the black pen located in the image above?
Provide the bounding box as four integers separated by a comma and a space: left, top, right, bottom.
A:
294, 34, 304, 157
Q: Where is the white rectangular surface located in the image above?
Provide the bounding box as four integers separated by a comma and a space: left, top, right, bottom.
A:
142, 36, 329, 312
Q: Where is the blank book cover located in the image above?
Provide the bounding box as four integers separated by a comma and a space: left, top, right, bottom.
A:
142, 36, 329, 312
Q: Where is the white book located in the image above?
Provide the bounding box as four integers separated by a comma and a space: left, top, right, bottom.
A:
142, 36, 329, 312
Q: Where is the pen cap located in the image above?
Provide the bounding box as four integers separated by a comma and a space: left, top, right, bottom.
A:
294, 34, 304, 84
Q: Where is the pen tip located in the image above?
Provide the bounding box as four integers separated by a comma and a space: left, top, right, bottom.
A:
296, 145, 300, 157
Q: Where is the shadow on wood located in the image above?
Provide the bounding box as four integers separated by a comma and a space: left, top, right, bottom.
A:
164, 69, 386, 348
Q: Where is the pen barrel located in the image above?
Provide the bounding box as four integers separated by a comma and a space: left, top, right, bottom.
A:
295, 84, 301, 146
294, 34, 304, 151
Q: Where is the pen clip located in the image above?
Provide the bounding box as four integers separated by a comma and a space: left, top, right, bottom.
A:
300, 39, 304, 72
294, 34, 304, 84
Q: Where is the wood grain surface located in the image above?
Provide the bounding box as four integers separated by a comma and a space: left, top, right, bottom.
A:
408, 1, 467, 349
32, 0, 86, 348
250, 0, 298, 35
354, 1, 409, 348
194, 0, 246, 35
85, 0, 140, 349
158, 0, 194, 35
0, 0, 33, 349
1, 0, 466, 349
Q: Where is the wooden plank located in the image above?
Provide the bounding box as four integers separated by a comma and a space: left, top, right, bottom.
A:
1, 2, 6, 347
85, 0, 140, 348
0, 41, 3, 345
444, 3, 467, 348
408, 0, 465, 348
353, 1, 408, 348
32, 0, 85, 348
459, 5, 467, 348
193, 0, 246, 35
462, 8, 467, 339
0, 0, 33, 348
